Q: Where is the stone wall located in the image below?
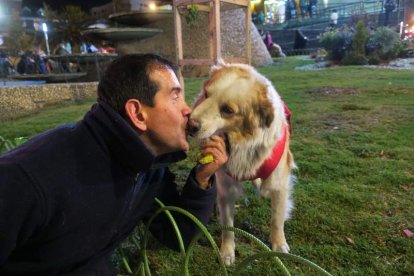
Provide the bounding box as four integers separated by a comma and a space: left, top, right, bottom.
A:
0, 82, 98, 120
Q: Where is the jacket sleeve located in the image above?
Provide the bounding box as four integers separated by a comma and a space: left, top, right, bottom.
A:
0, 162, 44, 265
147, 167, 217, 250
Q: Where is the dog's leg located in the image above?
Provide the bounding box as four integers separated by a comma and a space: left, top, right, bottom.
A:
216, 170, 242, 265
266, 165, 294, 253
269, 184, 290, 253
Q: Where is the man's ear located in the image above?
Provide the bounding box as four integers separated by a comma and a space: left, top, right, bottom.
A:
125, 99, 147, 131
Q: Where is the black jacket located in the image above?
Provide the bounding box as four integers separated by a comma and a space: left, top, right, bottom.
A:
0, 101, 217, 275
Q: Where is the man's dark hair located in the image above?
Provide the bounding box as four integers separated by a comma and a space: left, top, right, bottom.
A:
97, 53, 177, 116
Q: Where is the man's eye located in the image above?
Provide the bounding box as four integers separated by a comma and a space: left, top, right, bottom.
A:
220, 105, 234, 114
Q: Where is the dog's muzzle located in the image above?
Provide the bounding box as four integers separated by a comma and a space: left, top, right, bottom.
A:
187, 118, 201, 136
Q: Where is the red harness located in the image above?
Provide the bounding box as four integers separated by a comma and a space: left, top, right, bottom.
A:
231, 102, 292, 181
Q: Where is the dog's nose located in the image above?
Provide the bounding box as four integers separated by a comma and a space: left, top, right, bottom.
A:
187, 119, 201, 135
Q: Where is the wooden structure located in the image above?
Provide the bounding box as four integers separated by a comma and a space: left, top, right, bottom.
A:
173, 0, 251, 82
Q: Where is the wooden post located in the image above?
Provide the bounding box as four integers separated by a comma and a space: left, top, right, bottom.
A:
245, 2, 251, 64
173, 4, 184, 88
209, 1, 215, 62
213, 0, 221, 64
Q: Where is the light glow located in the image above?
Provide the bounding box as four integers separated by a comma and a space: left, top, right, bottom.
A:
42, 22, 48, 32
148, 2, 157, 11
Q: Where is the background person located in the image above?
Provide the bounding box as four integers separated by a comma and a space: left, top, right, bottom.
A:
330, 9, 338, 29
16, 51, 35, 75
264, 31, 274, 49
0, 53, 228, 275
53, 43, 72, 73
299, 0, 308, 19
294, 29, 308, 50
384, 0, 396, 26
309, 0, 317, 18
0, 50, 14, 77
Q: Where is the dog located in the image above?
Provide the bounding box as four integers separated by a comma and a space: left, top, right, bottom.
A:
188, 62, 296, 265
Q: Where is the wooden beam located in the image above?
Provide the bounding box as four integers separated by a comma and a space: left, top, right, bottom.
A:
179, 59, 214, 66
186, 4, 210, 12
174, 0, 211, 7
220, 0, 249, 7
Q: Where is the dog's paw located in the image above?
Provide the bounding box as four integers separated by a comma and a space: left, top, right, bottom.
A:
272, 243, 290, 253
221, 252, 235, 266
220, 245, 236, 265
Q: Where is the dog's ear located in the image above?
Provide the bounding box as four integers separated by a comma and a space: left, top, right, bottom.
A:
192, 89, 206, 108
243, 109, 258, 135
256, 84, 274, 128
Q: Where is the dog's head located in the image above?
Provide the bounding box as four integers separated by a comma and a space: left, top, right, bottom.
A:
188, 63, 276, 145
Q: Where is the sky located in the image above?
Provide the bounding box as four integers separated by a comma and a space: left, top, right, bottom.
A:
22, 0, 111, 12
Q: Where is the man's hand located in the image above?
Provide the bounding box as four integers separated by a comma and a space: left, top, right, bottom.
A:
195, 135, 228, 189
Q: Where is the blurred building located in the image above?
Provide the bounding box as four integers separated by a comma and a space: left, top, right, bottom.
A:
0, 0, 23, 46
90, 2, 114, 20
0, 0, 22, 15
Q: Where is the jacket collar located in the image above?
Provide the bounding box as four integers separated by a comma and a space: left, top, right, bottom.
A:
83, 100, 186, 174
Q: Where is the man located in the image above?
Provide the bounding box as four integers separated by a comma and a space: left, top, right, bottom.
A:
0, 54, 228, 275
309, 0, 317, 18
330, 9, 338, 29
384, 0, 396, 26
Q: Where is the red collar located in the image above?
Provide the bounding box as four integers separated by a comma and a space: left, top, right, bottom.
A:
229, 102, 291, 181
246, 125, 287, 180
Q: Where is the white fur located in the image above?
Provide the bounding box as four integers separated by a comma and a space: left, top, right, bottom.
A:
191, 63, 296, 265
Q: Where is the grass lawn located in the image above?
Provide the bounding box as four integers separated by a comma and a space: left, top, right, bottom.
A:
1, 57, 413, 275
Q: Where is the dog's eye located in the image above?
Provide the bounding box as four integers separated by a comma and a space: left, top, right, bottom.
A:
220, 105, 234, 114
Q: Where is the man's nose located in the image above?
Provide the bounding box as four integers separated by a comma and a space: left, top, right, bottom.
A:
183, 102, 192, 116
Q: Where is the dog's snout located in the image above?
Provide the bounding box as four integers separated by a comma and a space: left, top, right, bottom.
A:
187, 119, 201, 135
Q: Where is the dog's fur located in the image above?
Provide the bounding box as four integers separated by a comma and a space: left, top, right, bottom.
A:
189, 62, 296, 265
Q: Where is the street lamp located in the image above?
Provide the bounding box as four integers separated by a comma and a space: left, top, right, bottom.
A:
148, 2, 157, 11
42, 22, 50, 56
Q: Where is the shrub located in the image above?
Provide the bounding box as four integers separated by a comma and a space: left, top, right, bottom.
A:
352, 21, 368, 56
367, 54, 382, 65
320, 23, 404, 64
366, 27, 403, 60
341, 21, 368, 65
319, 26, 353, 62
398, 39, 414, 58
342, 52, 368, 65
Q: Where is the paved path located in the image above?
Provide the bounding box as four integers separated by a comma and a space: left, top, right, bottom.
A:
294, 57, 414, 71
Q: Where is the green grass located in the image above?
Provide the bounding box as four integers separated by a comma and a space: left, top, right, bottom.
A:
1, 56, 413, 275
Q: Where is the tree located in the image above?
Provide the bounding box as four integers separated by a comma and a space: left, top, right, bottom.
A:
45, 5, 88, 53
4, 14, 35, 54
342, 21, 369, 65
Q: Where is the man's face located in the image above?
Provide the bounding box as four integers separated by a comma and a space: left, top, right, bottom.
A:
142, 67, 191, 155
